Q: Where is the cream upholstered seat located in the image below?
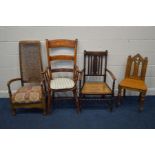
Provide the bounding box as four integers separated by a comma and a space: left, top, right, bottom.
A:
45, 39, 80, 113
50, 78, 75, 90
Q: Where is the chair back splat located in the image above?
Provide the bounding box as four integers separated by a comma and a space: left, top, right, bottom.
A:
46, 39, 78, 79
125, 54, 148, 81
84, 50, 108, 82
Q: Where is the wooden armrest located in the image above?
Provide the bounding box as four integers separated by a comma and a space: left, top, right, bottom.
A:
41, 67, 50, 74
78, 68, 84, 80
106, 69, 116, 81
7, 78, 22, 97
7, 78, 22, 87
75, 65, 80, 72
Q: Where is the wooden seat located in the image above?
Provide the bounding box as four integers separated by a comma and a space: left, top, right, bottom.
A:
79, 51, 116, 111
119, 78, 147, 91
82, 82, 112, 95
118, 54, 148, 111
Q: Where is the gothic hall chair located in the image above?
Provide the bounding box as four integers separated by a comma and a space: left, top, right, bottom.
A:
117, 54, 148, 111
45, 39, 80, 113
7, 41, 46, 115
79, 50, 116, 111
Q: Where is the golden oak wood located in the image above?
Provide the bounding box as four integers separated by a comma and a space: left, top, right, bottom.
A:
45, 39, 80, 113
118, 53, 148, 111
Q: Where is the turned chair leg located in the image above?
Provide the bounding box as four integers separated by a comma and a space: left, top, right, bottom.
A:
108, 99, 113, 112
41, 97, 47, 115
139, 91, 146, 112
123, 89, 126, 97
47, 90, 52, 114
12, 108, 16, 116
117, 86, 123, 106
73, 89, 80, 113
43, 103, 47, 115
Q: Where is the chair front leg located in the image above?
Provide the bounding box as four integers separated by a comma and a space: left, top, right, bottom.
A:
117, 85, 123, 106
73, 88, 80, 113
139, 91, 146, 112
108, 98, 113, 112
42, 97, 47, 115
11, 105, 16, 116
123, 89, 126, 97
47, 89, 52, 114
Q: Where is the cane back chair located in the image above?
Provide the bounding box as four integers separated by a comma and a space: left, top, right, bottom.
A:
79, 50, 116, 111
7, 41, 46, 115
118, 53, 148, 111
45, 39, 80, 113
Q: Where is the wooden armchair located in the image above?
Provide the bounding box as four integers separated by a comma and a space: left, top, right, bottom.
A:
118, 53, 148, 111
7, 41, 46, 115
45, 39, 80, 113
79, 50, 116, 111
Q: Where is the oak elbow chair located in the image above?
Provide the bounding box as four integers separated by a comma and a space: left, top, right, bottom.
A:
79, 50, 116, 111
45, 39, 80, 113
118, 53, 148, 111
7, 41, 47, 115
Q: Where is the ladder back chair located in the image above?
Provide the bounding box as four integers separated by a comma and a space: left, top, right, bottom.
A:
45, 39, 80, 113
118, 53, 148, 111
7, 41, 46, 115
79, 50, 116, 111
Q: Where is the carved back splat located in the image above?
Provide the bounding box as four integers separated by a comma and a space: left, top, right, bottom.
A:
84, 50, 108, 82
125, 53, 148, 80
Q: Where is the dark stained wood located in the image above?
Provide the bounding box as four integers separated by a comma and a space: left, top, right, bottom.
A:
84, 50, 108, 77
79, 50, 116, 111
51, 68, 74, 73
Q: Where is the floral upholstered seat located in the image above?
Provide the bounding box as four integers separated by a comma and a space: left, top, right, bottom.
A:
7, 41, 46, 115
12, 85, 42, 104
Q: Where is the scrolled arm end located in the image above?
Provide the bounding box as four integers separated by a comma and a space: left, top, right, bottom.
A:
7, 78, 22, 97
106, 69, 116, 81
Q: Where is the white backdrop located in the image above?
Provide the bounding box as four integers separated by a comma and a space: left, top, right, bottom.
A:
0, 26, 155, 97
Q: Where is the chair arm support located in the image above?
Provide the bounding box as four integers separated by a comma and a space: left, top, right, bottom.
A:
77, 68, 84, 90
74, 65, 80, 82
78, 68, 84, 81
40, 80, 46, 95
106, 69, 116, 81
106, 69, 116, 95
7, 78, 22, 97
41, 67, 51, 92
